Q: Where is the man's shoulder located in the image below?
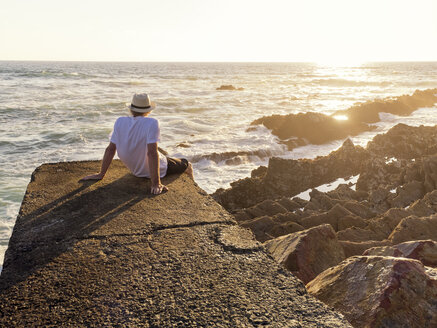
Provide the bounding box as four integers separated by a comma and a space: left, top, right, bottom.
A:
114, 116, 130, 125
140, 117, 159, 127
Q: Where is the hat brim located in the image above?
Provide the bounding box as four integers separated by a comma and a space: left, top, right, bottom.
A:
127, 101, 156, 113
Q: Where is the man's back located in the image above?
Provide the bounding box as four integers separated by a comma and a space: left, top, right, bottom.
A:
110, 116, 167, 178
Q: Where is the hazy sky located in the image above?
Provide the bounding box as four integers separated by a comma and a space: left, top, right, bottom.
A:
1, 0, 436, 63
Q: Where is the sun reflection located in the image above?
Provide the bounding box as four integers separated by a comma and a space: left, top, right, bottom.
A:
333, 115, 349, 121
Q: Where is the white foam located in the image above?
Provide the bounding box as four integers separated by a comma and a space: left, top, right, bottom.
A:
295, 175, 360, 201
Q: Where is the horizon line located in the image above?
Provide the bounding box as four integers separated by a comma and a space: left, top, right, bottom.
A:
1, 59, 437, 64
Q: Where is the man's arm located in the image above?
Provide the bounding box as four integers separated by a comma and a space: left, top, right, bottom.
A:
81, 142, 116, 180
147, 142, 168, 194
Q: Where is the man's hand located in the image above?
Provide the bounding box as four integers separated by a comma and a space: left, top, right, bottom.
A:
151, 183, 168, 195
80, 173, 104, 181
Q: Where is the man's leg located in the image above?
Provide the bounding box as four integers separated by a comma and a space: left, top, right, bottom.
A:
166, 157, 193, 179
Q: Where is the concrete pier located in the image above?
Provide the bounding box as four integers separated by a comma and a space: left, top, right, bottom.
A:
0, 160, 350, 327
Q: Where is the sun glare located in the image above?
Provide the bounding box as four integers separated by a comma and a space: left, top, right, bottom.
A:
333, 115, 349, 121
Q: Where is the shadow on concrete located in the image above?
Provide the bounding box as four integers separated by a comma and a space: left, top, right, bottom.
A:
0, 172, 181, 290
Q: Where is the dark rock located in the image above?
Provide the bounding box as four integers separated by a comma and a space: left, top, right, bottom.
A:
265, 224, 345, 284
333, 88, 437, 124
337, 215, 367, 231
252, 89, 437, 150
277, 197, 303, 211
365, 208, 411, 240
271, 212, 303, 224
216, 85, 244, 91
251, 165, 267, 179
241, 216, 277, 242
300, 204, 355, 231
367, 122, 437, 159
339, 240, 392, 258
307, 255, 437, 328
343, 201, 376, 219
251, 112, 373, 149
337, 226, 383, 242
364, 240, 437, 267
255, 199, 288, 216
390, 180, 425, 208
213, 138, 369, 212
268, 222, 305, 239
389, 214, 437, 244
356, 157, 403, 193
176, 142, 191, 148
409, 190, 437, 217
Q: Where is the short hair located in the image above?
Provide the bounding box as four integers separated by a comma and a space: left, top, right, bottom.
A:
130, 109, 151, 116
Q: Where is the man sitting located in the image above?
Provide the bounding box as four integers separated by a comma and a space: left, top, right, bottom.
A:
81, 93, 193, 194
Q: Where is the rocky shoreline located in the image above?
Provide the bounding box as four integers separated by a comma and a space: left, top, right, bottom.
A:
251, 88, 437, 150
2, 89, 437, 326
214, 122, 437, 327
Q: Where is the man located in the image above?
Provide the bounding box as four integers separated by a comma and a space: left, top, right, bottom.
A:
81, 93, 193, 194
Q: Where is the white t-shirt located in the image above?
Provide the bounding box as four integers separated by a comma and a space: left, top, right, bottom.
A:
110, 116, 168, 178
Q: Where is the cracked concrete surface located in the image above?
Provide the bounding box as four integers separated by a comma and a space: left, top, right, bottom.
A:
0, 160, 351, 327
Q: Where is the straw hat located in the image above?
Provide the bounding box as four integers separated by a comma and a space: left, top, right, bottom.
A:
128, 93, 156, 112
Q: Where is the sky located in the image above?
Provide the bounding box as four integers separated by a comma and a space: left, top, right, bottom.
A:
1, 0, 436, 63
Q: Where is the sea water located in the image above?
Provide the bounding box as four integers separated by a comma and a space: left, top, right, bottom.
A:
1, 61, 437, 268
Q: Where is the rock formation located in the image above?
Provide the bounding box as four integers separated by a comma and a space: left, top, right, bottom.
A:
0, 160, 351, 327
213, 138, 369, 211
264, 224, 345, 284
251, 88, 437, 150
216, 85, 244, 91
306, 256, 437, 327
214, 122, 437, 327
363, 240, 437, 267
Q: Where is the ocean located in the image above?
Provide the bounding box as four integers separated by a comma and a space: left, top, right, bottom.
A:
1, 61, 437, 269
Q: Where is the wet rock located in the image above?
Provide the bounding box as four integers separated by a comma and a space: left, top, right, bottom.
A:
364, 240, 437, 267
253, 89, 437, 151
334, 88, 437, 125
367, 122, 437, 159
191, 149, 273, 164
216, 85, 244, 91
250, 165, 267, 179
306, 255, 437, 328
251, 112, 373, 148
213, 138, 369, 211
265, 224, 345, 284
389, 214, 437, 244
